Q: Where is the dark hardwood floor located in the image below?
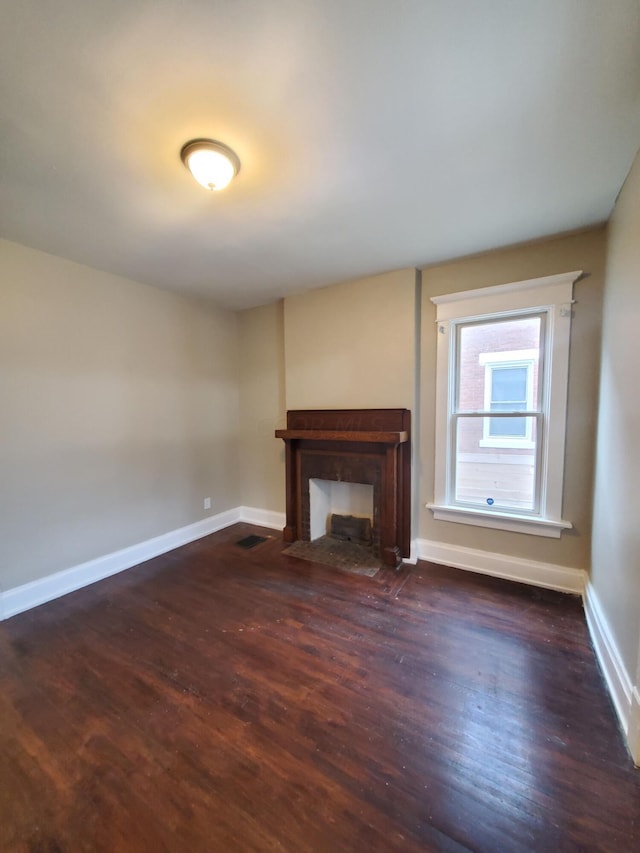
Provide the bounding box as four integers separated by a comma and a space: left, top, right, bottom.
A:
1, 523, 639, 852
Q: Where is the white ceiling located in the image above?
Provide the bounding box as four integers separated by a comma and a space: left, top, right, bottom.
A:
1, 1, 639, 310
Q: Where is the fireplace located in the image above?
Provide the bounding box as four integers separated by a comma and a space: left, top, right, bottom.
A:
309, 479, 373, 542
275, 409, 411, 569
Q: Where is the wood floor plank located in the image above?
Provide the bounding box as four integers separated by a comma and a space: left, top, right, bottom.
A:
1, 523, 639, 852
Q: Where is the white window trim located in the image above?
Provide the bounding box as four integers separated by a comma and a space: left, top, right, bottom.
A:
479, 350, 537, 449
427, 270, 581, 538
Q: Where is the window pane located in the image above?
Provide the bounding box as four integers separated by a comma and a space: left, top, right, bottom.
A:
457, 316, 542, 412
454, 416, 537, 511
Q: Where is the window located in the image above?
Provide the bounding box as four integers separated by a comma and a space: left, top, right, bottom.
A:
428, 270, 581, 537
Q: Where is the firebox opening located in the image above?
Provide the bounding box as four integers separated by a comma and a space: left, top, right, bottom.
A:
309, 479, 374, 543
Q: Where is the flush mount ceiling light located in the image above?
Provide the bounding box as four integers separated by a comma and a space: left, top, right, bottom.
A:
180, 139, 241, 191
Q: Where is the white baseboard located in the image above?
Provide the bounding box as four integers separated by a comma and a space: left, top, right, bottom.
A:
238, 506, 286, 530
403, 540, 419, 565
415, 538, 586, 594
0, 507, 242, 621
583, 581, 634, 743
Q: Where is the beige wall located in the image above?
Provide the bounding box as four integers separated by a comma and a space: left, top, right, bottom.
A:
284, 269, 417, 410
592, 150, 640, 676
237, 301, 286, 512
236, 268, 419, 515
420, 227, 607, 570
0, 224, 616, 595
0, 239, 239, 590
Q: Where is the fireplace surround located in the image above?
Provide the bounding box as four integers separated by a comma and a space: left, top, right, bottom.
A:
275, 409, 411, 568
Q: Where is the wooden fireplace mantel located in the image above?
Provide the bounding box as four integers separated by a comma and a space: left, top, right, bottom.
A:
274, 429, 408, 444
275, 409, 411, 569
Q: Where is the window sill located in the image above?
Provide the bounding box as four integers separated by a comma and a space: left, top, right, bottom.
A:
426, 503, 572, 538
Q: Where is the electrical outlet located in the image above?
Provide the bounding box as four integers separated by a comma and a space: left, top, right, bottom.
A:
204, 497, 211, 510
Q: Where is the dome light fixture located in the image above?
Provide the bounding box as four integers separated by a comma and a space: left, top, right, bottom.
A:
180, 138, 241, 191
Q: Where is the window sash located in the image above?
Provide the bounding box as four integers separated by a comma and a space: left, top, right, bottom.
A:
449, 411, 544, 516
455, 313, 546, 413
449, 311, 546, 510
